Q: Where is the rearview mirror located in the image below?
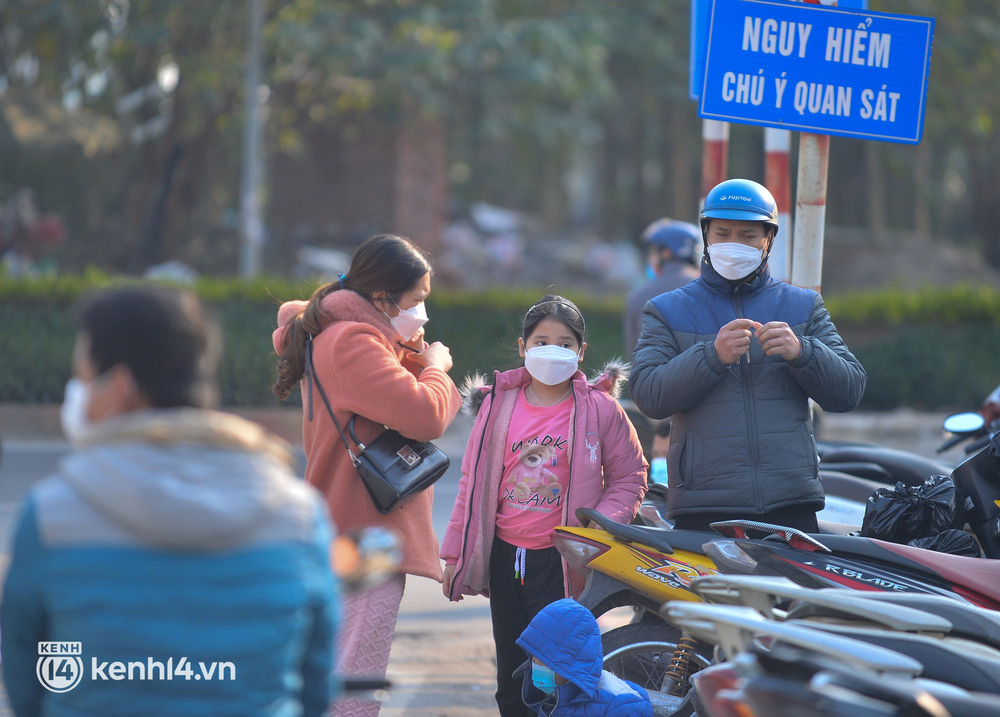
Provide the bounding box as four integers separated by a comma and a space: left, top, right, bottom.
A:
942, 412, 986, 435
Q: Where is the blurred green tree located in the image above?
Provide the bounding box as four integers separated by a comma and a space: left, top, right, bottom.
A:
1, 0, 999, 273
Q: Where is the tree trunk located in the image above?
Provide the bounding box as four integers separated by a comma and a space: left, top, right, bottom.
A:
392, 111, 447, 256
914, 140, 932, 239
600, 108, 624, 238
667, 103, 696, 222
864, 141, 889, 247
971, 158, 1000, 269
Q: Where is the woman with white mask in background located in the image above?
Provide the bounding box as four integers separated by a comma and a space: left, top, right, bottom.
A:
440, 295, 647, 717
272, 234, 461, 717
2, 286, 337, 716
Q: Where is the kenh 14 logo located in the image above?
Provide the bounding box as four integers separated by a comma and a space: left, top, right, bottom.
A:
36, 642, 84, 693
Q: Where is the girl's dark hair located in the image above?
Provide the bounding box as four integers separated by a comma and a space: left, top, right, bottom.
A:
521, 295, 586, 345
77, 285, 220, 408
272, 234, 431, 400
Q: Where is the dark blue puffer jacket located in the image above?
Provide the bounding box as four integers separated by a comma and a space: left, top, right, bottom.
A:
516, 599, 652, 717
629, 259, 867, 518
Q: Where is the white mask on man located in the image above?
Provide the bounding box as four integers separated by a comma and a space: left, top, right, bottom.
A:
708, 242, 765, 281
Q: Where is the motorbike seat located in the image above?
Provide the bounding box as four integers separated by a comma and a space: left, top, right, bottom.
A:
812, 533, 1000, 607
809, 627, 1000, 694
577, 507, 721, 555
606, 523, 720, 556
817, 445, 950, 487
810, 589, 1000, 651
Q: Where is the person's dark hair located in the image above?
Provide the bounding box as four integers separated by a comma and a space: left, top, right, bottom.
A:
272, 234, 431, 400
521, 295, 586, 346
76, 285, 220, 408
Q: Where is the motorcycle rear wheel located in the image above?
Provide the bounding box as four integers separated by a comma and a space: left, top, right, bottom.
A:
601, 621, 711, 695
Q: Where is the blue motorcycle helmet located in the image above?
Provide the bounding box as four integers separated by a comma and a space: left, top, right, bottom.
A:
700, 178, 779, 281
699, 178, 779, 237
641, 218, 701, 266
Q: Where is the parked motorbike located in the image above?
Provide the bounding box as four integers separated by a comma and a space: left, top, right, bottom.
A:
680, 574, 1000, 694
664, 598, 1000, 717
556, 429, 1000, 699
706, 430, 1000, 608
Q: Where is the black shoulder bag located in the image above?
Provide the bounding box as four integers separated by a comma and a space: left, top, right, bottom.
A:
305, 338, 450, 514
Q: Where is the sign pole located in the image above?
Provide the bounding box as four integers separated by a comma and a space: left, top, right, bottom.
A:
791, 132, 829, 292
764, 128, 792, 282
701, 119, 730, 211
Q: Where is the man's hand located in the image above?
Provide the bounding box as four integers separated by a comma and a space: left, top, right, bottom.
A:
715, 319, 762, 365
755, 321, 802, 361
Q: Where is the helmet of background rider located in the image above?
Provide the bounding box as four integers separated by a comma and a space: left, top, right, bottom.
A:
640, 218, 702, 268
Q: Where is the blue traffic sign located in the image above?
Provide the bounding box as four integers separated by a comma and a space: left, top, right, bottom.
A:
689, 0, 868, 102
697, 0, 934, 144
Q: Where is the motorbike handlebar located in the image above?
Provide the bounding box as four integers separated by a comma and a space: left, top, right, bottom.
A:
964, 434, 993, 454
935, 433, 967, 454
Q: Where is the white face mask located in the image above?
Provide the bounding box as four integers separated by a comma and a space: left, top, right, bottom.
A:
60, 378, 94, 445
708, 242, 765, 281
524, 345, 580, 386
387, 301, 428, 342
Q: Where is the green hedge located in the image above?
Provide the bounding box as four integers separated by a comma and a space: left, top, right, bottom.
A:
1, 274, 998, 411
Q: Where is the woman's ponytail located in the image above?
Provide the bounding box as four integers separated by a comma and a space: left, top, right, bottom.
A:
272, 283, 339, 399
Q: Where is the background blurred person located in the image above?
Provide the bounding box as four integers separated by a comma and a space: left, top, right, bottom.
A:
1, 285, 338, 716
623, 218, 701, 360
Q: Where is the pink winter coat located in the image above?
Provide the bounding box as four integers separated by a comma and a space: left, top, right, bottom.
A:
440, 362, 648, 600
273, 289, 461, 581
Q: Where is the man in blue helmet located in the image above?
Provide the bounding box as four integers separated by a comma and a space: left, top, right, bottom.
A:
629, 178, 866, 533
624, 218, 701, 360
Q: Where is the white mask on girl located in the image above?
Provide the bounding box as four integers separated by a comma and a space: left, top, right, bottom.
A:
387, 301, 428, 342
524, 345, 580, 386
60, 377, 94, 446
708, 242, 765, 281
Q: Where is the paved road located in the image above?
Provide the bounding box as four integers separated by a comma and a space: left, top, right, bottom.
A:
0, 405, 973, 715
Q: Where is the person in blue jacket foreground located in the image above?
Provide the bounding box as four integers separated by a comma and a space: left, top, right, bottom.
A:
1, 285, 338, 716
630, 178, 867, 534
516, 599, 653, 716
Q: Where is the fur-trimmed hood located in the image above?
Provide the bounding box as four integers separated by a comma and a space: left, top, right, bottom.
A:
272, 288, 396, 355
460, 360, 630, 418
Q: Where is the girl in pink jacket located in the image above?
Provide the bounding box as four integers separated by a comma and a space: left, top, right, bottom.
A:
440, 295, 648, 717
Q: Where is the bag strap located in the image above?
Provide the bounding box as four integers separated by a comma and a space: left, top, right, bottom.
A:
306, 337, 363, 460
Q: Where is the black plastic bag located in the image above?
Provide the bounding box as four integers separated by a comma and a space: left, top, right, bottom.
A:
909, 529, 981, 557
859, 475, 958, 543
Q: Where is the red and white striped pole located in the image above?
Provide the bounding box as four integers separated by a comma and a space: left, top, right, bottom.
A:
791, 132, 830, 293
785, 0, 834, 292
700, 119, 729, 263
700, 119, 729, 207
764, 128, 792, 282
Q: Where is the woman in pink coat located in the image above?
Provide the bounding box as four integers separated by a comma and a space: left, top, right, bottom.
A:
272, 234, 461, 717
440, 295, 648, 717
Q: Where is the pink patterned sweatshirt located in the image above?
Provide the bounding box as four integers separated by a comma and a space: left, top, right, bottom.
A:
440, 362, 648, 600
